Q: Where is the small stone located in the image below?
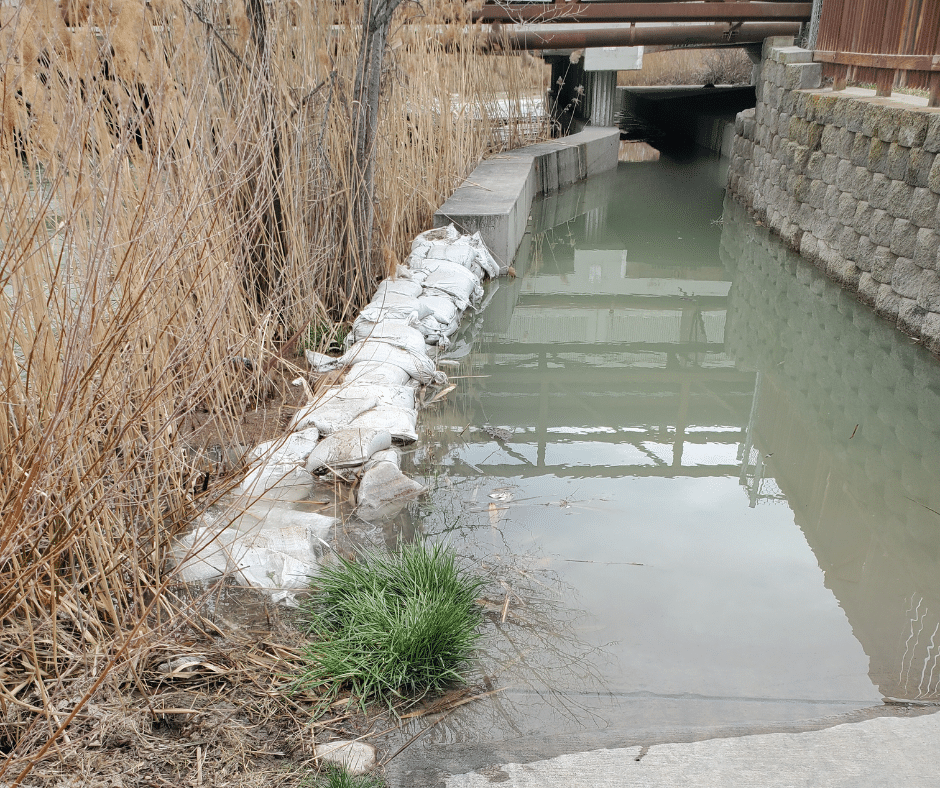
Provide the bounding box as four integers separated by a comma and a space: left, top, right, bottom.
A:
315, 741, 377, 775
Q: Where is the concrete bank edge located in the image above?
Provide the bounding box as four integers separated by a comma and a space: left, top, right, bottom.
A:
433, 128, 621, 271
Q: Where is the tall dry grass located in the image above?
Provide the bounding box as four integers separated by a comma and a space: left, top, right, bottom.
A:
0, 0, 546, 775
618, 47, 753, 87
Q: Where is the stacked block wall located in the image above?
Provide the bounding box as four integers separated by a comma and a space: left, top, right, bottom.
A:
728, 39, 940, 353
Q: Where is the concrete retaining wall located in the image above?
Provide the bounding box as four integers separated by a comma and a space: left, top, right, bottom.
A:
728, 37, 940, 353
433, 128, 620, 272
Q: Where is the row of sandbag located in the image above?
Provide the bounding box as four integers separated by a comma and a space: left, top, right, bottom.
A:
171, 225, 496, 602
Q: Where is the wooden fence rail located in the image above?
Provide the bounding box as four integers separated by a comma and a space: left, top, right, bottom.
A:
814, 0, 940, 107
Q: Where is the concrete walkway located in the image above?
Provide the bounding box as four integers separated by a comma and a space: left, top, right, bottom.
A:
446, 711, 940, 787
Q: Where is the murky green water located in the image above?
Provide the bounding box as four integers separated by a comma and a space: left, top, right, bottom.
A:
386, 153, 940, 782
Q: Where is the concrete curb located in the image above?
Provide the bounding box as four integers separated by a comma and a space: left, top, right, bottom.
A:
446, 710, 940, 788
433, 128, 620, 271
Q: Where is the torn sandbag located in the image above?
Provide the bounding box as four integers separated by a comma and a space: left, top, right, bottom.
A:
347, 405, 419, 444
250, 427, 320, 464
233, 548, 314, 604
356, 460, 427, 521
411, 224, 459, 253
289, 387, 378, 434
466, 231, 501, 278
345, 361, 412, 386
305, 427, 392, 473
170, 505, 336, 594
237, 461, 315, 501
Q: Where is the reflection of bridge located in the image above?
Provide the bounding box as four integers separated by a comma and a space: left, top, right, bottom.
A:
432, 158, 759, 483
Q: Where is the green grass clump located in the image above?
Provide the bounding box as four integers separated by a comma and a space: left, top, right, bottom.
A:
296, 541, 485, 708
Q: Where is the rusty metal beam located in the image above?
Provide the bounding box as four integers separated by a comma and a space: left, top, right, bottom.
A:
474, 2, 811, 24
489, 22, 802, 49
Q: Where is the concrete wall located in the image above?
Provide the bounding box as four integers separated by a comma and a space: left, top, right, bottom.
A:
728, 37, 940, 353
433, 128, 620, 273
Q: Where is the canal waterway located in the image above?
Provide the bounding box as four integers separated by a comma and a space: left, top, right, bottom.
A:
384, 151, 940, 784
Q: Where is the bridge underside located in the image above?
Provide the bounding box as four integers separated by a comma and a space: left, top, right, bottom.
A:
476, 1, 808, 50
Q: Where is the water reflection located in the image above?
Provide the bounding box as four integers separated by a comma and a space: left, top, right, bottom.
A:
389, 154, 940, 782
721, 196, 940, 702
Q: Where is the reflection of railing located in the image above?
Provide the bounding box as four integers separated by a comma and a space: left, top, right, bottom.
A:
814, 0, 940, 105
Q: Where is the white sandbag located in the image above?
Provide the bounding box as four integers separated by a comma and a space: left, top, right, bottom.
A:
373, 278, 423, 301
345, 362, 412, 386
418, 293, 461, 329
305, 427, 392, 473
364, 447, 402, 471
346, 320, 428, 355
170, 516, 242, 583
230, 512, 336, 602
234, 548, 314, 603
356, 460, 427, 521
341, 339, 445, 385
250, 427, 320, 464
410, 259, 484, 309
250, 507, 336, 536
414, 316, 450, 348
467, 231, 501, 278
347, 298, 431, 341
347, 405, 418, 444
327, 383, 417, 410
305, 350, 342, 373
289, 388, 378, 434
424, 241, 486, 279
411, 224, 459, 253
425, 254, 484, 282
237, 461, 314, 501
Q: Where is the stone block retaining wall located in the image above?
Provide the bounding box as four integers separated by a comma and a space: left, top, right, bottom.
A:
728, 38, 940, 354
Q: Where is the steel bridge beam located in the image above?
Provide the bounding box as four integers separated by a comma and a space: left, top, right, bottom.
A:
487, 21, 803, 49
474, 2, 811, 24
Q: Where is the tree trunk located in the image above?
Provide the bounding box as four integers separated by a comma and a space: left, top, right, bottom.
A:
347, 0, 401, 306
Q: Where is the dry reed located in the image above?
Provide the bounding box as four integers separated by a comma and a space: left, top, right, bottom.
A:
0, 0, 547, 780
618, 47, 753, 87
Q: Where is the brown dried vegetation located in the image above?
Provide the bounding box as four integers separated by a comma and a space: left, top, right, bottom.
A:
0, 0, 547, 783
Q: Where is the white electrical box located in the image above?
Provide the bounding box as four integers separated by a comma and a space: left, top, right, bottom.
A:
583, 46, 644, 72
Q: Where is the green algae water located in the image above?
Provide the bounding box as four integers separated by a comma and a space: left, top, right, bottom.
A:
384, 153, 940, 783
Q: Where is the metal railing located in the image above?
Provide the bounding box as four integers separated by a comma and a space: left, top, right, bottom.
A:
813, 0, 940, 107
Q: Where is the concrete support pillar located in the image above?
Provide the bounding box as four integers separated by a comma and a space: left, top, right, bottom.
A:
584, 70, 618, 127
